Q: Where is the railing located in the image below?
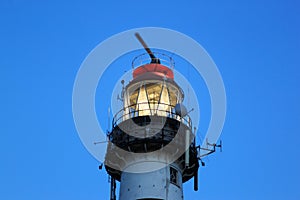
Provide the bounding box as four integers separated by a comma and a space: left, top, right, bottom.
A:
131, 52, 175, 70
112, 102, 193, 129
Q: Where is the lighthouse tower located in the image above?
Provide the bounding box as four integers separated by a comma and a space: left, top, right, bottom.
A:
104, 34, 199, 200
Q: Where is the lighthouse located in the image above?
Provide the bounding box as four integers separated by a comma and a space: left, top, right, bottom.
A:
104, 33, 200, 200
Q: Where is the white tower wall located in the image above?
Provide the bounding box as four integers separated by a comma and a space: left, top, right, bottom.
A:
119, 162, 183, 200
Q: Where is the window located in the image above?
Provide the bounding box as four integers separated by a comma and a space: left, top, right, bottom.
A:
170, 167, 178, 185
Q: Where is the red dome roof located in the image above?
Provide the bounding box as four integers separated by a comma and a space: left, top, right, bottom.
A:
133, 64, 174, 80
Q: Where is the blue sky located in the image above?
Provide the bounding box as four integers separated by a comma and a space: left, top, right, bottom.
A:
1, 0, 300, 199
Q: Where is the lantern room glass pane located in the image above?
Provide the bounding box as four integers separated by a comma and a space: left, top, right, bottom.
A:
136, 86, 150, 116
156, 84, 170, 116
145, 83, 161, 114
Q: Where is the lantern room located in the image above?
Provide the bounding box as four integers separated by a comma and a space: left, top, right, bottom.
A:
112, 52, 192, 127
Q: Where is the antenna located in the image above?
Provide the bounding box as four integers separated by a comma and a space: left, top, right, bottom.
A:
196, 139, 223, 158
134, 33, 161, 64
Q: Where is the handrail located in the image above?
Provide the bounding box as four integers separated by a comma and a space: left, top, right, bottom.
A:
132, 52, 175, 70
112, 102, 192, 129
